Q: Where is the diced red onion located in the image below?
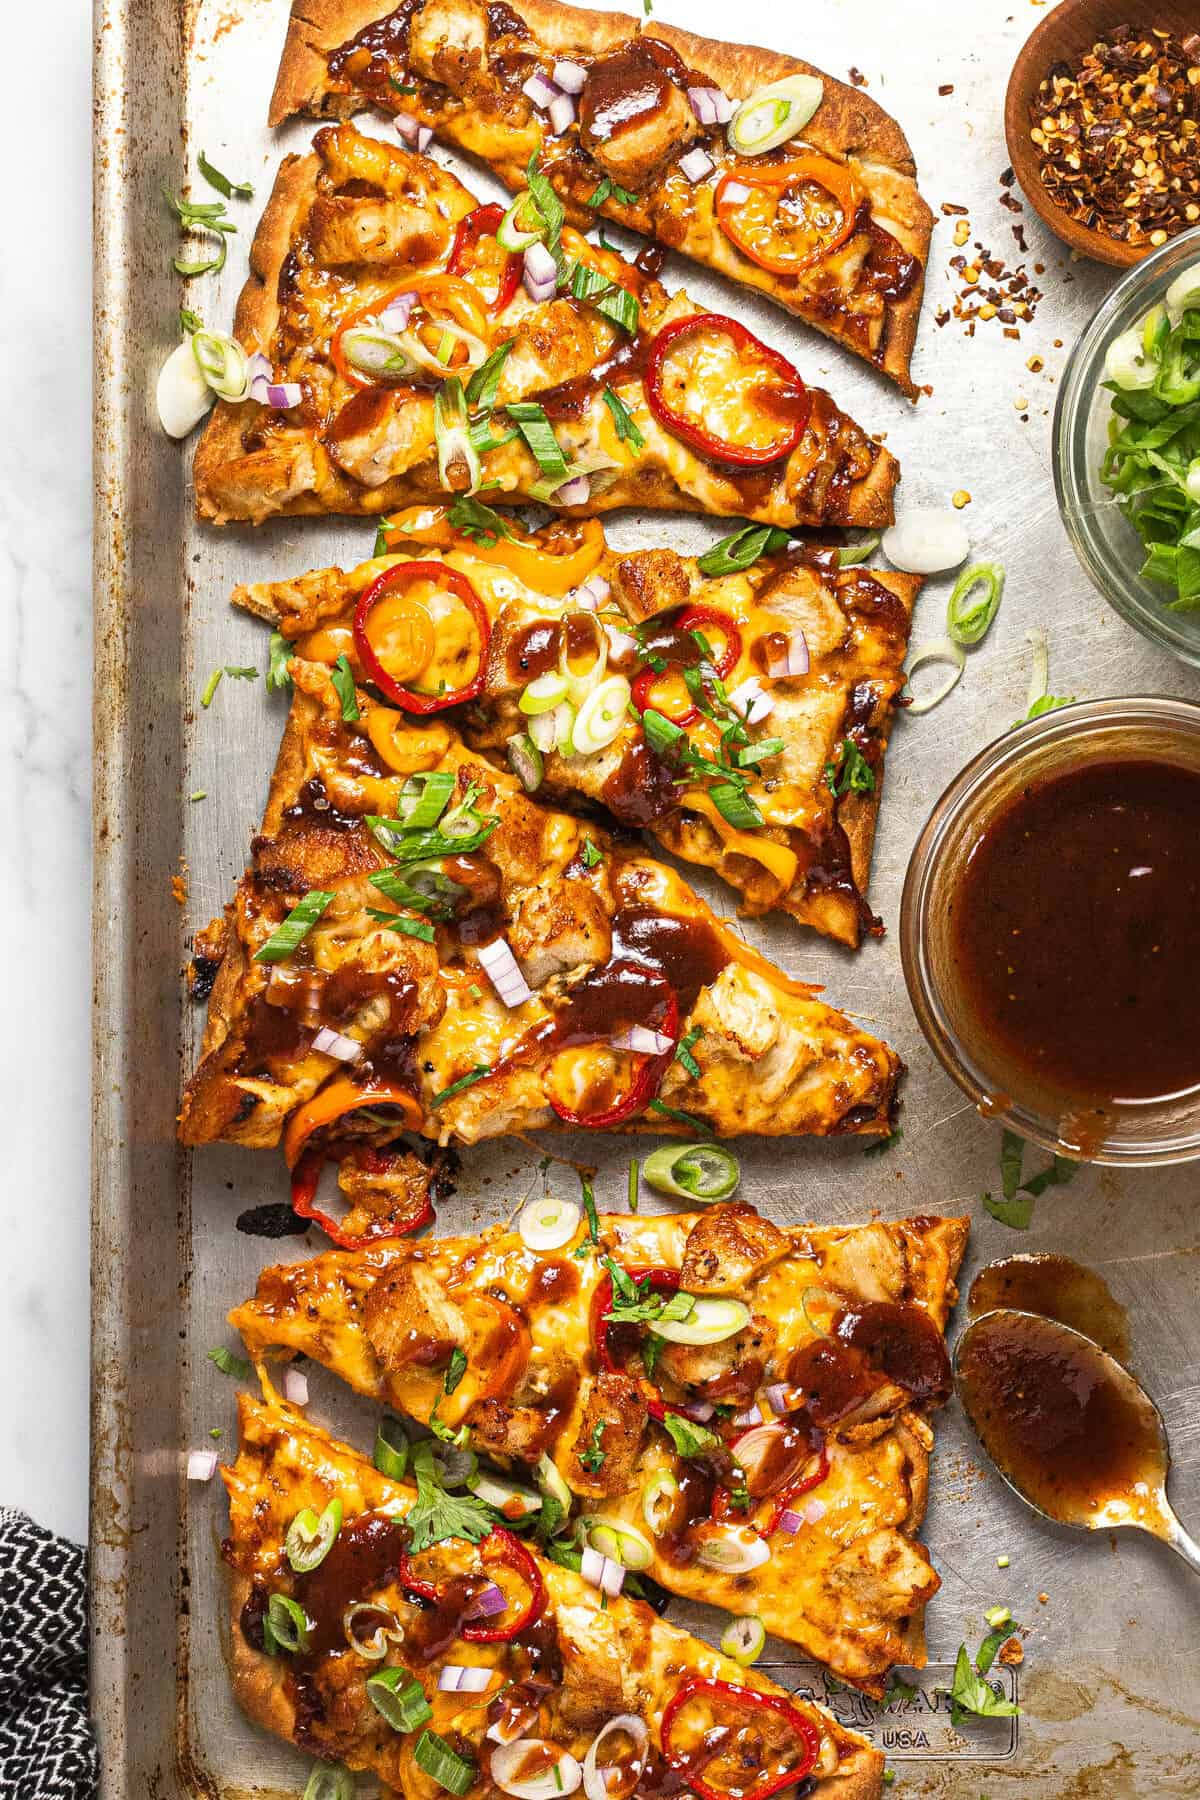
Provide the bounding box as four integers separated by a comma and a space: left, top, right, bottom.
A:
266, 382, 302, 409
524, 240, 559, 302
553, 59, 587, 94
394, 111, 422, 145
378, 292, 417, 331
767, 631, 810, 679
604, 623, 638, 661
312, 1025, 362, 1063
553, 474, 591, 507
682, 1398, 715, 1423
465, 1581, 509, 1619
720, 179, 752, 206
572, 575, 611, 610
187, 1449, 218, 1482
416, 125, 433, 152
611, 1025, 674, 1055
439, 1663, 495, 1692
522, 71, 559, 111
776, 1507, 804, 1535
679, 147, 715, 183
487, 1704, 540, 1746
687, 85, 733, 125
477, 937, 534, 1009
764, 1382, 792, 1414
732, 1402, 762, 1429
728, 677, 773, 725
548, 92, 577, 136
246, 350, 273, 403
581, 1546, 626, 1597
803, 1497, 827, 1524
281, 1366, 309, 1406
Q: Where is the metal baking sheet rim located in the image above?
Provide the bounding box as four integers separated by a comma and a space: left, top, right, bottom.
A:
91, 0, 1200, 1794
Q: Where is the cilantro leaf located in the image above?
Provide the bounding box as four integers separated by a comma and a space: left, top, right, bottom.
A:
579, 1419, 608, 1473
444, 1347, 467, 1394
824, 737, 876, 797
947, 1642, 1019, 1724
661, 1412, 719, 1458
405, 1440, 494, 1552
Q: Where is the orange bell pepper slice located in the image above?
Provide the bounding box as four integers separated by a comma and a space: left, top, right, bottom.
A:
383, 508, 606, 599
715, 155, 863, 276
283, 1073, 425, 1169
331, 274, 491, 391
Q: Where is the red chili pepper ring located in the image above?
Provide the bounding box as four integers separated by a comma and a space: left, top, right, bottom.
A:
644, 314, 810, 468
660, 1677, 821, 1800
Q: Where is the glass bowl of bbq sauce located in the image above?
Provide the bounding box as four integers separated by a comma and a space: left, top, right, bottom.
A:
901, 696, 1200, 1167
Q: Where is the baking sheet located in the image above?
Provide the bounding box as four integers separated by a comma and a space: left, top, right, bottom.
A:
91, 0, 1200, 1792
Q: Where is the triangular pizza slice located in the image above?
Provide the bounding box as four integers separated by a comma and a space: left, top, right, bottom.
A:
232, 510, 919, 945
192, 125, 900, 528
266, 1, 932, 391
179, 656, 902, 1159
222, 1387, 887, 1794
229, 1204, 968, 1694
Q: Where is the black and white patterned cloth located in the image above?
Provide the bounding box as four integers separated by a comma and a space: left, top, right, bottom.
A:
0, 1509, 98, 1798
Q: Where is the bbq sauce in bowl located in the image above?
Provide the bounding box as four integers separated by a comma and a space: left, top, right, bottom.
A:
950, 757, 1200, 1107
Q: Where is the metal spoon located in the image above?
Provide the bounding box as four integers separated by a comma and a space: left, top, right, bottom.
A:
954, 1307, 1200, 1576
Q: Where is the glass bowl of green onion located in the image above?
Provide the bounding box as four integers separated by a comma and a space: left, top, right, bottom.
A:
1055, 225, 1200, 668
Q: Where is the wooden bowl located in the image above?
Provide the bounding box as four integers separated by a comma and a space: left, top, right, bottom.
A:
1004, 0, 1198, 268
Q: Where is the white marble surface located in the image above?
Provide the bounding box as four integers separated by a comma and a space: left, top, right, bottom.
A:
0, 0, 93, 1544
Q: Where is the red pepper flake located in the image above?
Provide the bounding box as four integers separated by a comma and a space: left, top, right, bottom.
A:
941, 201, 969, 215
938, 83, 954, 96
1029, 26, 1200, 247
848, 66, 868, 87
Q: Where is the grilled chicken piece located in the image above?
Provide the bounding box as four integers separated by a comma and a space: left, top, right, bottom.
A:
828, 1528, 939, 1623
507, 881, 612, 989
325, 389, 437, 487
309, 195, 450, 267
569, 1371, 648, 1498
363, 1263, 465, 1373
657, 1314, 775, 1405
578, 43, 701, 188
609, 548, 694, 623
680, 1203, 790, 1293
556, 1605, 645, 1729
407, 0, 487, 92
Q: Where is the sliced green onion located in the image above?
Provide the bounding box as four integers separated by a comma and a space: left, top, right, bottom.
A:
642, 1143, 740, 1202
414, 1729, 477, 1794
1165, 265, 1200, 321
285, 1498, 344, 1573
341, 325, 415, 380
836, 532, 881, 568
651, 1296, 750, 1346
537, 1452, 573, 1513
506, 400, 571, 484
497, 189, 544, 251
584, 1514, 655, 1570
265, 1592, 311, 1654
569, 261, 640, 333
198, 150, 253, 200
946, 562, 1005, 646
1104, 324, 1158, 390
736, 737, 786, 768
431, 1065, 492, 1106
253, 890, 335, 963
465, 338, 515, 411
628, 1158, 639, 1211
984, 1604, 1012, 1630
330, 653, 360, 722
374, 1416, 409, 1481
602, 386, 645, 449
524, 152, 566, 272
506, 732, 544, 793
368, 1667, 434, 1733
520, 671, 571, 716
400, 770, 456, 829
720, 1614, 766, 1664
302, 1764, 355, 1800
370, 910, 437, 942
571, 675, 632, 754
191, 328, 249, 401
641, 1470, 680, 1536
697, 522, 792, 578
728, 74, 824, 155
435, 377, 481, 494
640, 707, 685, 758
903, 636, 966, 715
709, 781, 764, 830
447, 494, 515, 546
468, 1469, 542, 1516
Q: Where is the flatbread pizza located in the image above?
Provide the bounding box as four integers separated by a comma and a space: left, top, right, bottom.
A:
265, 0, 932, 391
230, 1203, 967, 1693
192, 125, 900, 527
232, 509, 920, 946
222, 1387, 887, 1795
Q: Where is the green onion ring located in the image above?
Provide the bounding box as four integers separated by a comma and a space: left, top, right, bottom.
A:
946, 562, 1005, 646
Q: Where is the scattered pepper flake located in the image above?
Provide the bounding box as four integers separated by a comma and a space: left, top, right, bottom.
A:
953, 218, 971, 246
952, 490, 971, 509
1026, 353, 1045, 372
938, 83, 954, 96
848, 65, 867, 87
999, 1636, 1024, 1666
